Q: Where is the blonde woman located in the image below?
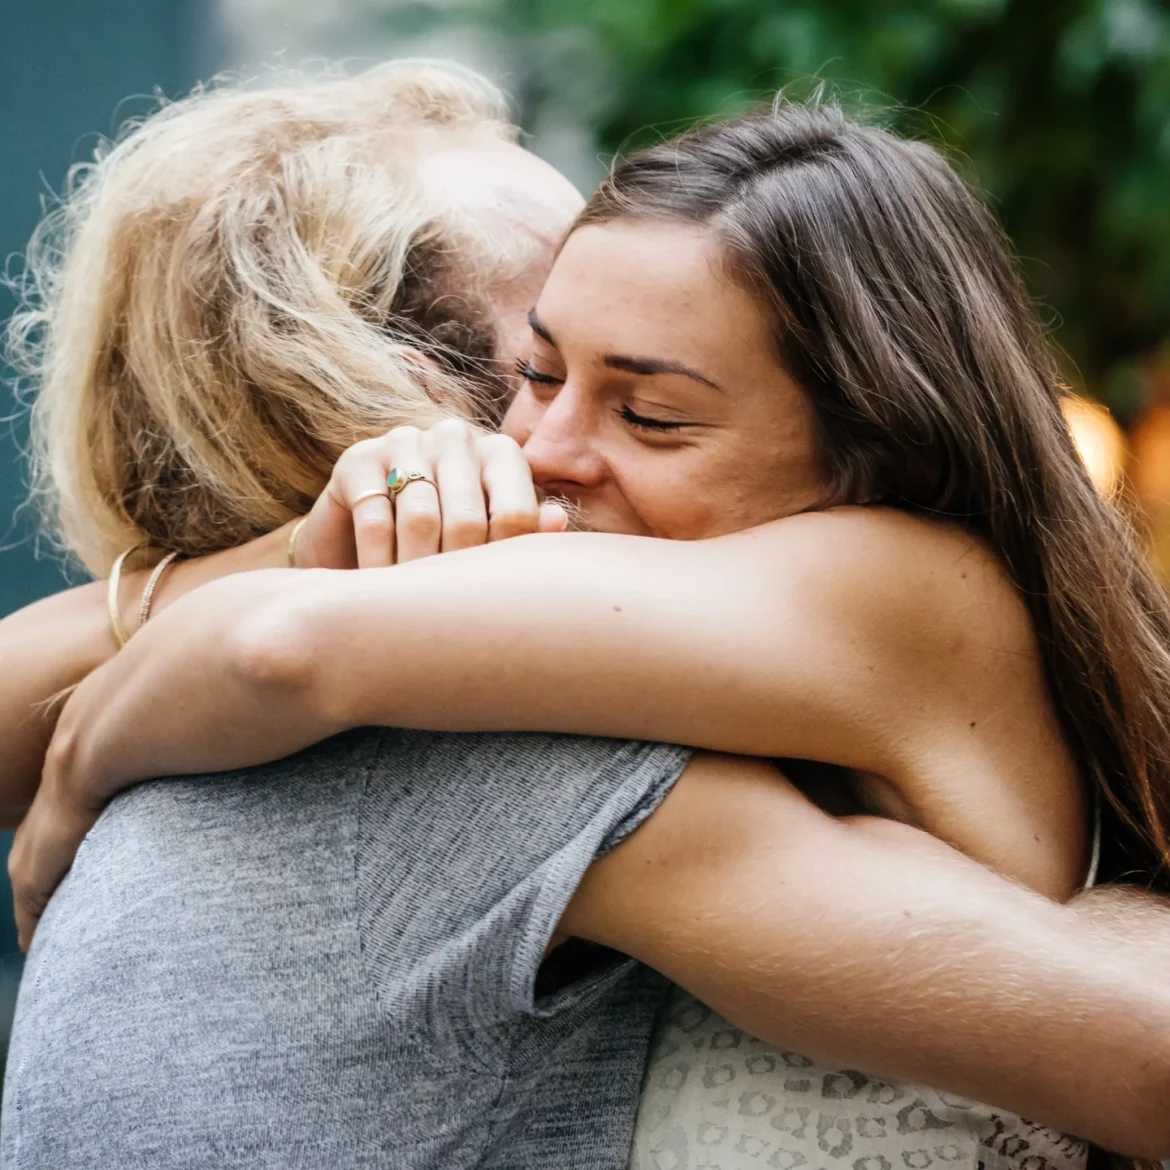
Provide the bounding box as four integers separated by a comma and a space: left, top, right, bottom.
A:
0, 60, 579, 817
2, 71, 1170, 1165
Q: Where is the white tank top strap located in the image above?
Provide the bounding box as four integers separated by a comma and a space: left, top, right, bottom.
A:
1083, 787, 1102, 890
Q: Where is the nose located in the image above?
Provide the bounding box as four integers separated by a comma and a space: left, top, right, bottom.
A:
520, 386, 608, 494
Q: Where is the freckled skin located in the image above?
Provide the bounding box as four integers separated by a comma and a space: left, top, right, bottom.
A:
497, 216, 1085, 900
503, 222, 826, 540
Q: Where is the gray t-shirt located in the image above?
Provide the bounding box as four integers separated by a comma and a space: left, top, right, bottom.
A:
2, 729, 690, 1170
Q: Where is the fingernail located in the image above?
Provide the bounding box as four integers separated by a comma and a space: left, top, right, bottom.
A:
538, 502, 569, 532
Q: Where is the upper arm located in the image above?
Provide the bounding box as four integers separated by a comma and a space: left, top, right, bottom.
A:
296, 512, 1084, 896
560, 750, 1170, 1157
303, 518, 931, 772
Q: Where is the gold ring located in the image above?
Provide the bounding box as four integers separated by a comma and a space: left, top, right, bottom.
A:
287, 516, 310, 568
350, 488, 390, 508
386, 467, 437, 498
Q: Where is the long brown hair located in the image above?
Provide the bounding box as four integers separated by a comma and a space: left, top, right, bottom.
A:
579, 100, 1170, 889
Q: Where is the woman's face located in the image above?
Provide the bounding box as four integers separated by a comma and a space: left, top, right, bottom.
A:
502, 220, 826, 540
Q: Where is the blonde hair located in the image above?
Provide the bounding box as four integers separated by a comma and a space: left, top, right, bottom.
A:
6, 61, 522, 574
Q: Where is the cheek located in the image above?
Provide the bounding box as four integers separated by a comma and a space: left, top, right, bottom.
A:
614, 455, 742, 541
620, 444, 822, 541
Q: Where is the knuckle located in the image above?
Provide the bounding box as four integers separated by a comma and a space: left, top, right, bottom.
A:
480, 432, 522, 458
443, 512, 488, 547
353, 511, 392, 537
398, 505, 441, 541
432, 417, 474, 442
340, 438, 379, 466
382, 425, 421, 444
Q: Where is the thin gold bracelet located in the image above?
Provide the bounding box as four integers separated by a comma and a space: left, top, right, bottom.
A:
106, 542, 148, 649
287, 516, 310, 568
136, 550, 183, 630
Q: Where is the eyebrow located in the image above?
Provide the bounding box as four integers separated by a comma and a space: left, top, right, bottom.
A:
602, 355, 722, 391
528, 308, 556, 346
527, 309, 723, 392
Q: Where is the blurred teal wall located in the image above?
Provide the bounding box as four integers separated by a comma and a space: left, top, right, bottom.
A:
0, 0, 206, 1039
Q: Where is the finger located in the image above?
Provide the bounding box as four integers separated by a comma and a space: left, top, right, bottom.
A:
349, 493, 394, 571
302, 491, 359, 570
431, 425, 489, 553
479, 434, 541, 543
329, 442, 396, 570
537, 501, 569, 533
9, 841, 46, 955
384, 429, 440, 563
14, 892, 43, 953
7, 845, 36, 953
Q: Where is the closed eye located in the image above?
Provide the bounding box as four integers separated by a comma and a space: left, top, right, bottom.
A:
515, 359, 563, 387
618, 405, 685, 432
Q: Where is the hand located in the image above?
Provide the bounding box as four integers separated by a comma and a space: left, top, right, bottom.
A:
294, 419, 568, 569
6, 565, 319, 951
9, 741, 102, 951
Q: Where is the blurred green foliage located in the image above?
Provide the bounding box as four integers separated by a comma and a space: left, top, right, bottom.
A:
456, 0, 1170, 417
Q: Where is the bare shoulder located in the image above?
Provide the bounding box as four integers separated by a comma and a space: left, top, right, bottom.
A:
734, 506, 1037, 666
730, 508, 1084, 898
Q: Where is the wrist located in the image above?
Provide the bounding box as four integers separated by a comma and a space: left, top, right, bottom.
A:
116, 566, 150, 644
150, 523, 294, 618
42, 707, 109, 816
287, 515, 314, 569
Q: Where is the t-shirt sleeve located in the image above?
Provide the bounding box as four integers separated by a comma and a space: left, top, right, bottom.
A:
356, 730, 691, 1040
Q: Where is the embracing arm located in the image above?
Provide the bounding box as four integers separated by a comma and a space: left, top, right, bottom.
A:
0, 523, 295, 826
52, 512, 1082, 893
0, 582, 113, 826
0, 423, 561, 826
18, 533, 1170, 1151
564, 752, 1170, 1158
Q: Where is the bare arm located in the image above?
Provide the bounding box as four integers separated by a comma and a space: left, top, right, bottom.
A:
47, 514, 1082, 894
0, 523, 295, 826
0, 423, 563, 826
562, 752, 1170, 1157
0, 582, 113, 826
14, 526, 1168, 1150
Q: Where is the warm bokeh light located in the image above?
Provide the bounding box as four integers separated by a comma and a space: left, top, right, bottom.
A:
1130, 405, 1170, 508
1062, 396, 1126, 498
1128, 403, 1170, 579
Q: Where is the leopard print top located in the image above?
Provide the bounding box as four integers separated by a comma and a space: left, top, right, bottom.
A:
631, 988, 1087, 1170
630, 808, 1101, 1170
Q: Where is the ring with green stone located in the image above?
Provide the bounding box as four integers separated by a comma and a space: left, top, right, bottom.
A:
386, 467, 437, 498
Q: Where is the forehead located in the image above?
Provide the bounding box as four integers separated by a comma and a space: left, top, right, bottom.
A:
538, 220, 776, 366
415, 131, 584, 256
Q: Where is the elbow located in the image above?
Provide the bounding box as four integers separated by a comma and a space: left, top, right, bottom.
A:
223, 569, 361, 732
227, 599, 320, 696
